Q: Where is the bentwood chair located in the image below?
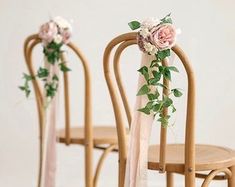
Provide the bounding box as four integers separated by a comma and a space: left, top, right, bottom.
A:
103, 32, 235, 187
24, 34, 120, 187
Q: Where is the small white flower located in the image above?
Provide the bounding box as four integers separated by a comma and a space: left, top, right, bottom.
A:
53, 16, 72, 30
139, 28, 150, 38
53, 34, 63, 44
141, 17, 160, 29
144, 42, 158, 55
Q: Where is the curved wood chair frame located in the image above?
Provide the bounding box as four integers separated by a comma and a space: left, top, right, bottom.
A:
23, 34, 117, 187
103, 32, 235, 187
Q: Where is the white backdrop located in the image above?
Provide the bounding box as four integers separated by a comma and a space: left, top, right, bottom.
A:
1, 0, 235, 186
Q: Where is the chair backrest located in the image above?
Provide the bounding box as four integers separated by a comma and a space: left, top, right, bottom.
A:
24, 34, 93, 146
103, 32, 196, 181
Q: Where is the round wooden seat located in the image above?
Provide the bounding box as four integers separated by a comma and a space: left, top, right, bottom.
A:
56, 126, 120, 146
148, 144, 235, 173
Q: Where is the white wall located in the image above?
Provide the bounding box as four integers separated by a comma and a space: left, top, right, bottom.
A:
1, 0, 235, 186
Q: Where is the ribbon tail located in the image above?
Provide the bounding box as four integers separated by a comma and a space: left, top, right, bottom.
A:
125, 54, 155, 187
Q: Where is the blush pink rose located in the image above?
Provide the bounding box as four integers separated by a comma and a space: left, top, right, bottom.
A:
39, 21, 58, 45
60, 28, 72, 44
150, 23, 176, 50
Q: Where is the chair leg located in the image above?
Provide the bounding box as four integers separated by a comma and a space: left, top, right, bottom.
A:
85, 143, 93, 187
37, 137, 43, 187
167, 172, 174, 187
228, 166, 235, 187
93, 145, 116, 187
185, 169, 195, 187
119, 159, 126, 187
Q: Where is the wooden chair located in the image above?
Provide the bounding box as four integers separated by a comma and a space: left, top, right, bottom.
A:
24, 34, 119, 187
103, 32, 235, 187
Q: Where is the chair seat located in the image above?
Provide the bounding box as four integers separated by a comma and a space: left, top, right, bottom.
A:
148, 144, 235, 173
56, 126, 120, 147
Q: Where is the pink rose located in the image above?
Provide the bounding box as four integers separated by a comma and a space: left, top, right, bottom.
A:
150, 23, 176, 50
60, 28, 71, 44
39, 21, 58, 45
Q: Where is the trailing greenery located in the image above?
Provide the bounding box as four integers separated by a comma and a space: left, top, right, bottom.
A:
136, 51, 182, 126
19, 42, 71, 100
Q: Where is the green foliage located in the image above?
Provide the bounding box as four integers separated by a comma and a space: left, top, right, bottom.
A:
128, 21, 141, 30
20, 41, 71, 101
137, 84, 150, 96
59, 63, 71, 72
160, 13, 173, 24
136, 48, 183, 127
37, 67, 49, 78
128, 14, 182, 127
43, 42, 63, 64
172, 88, 183, 97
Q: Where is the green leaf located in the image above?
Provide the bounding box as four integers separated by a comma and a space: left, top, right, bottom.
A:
128, 21, 141, 30
152, 70, 161, 81
37, 67, 49, 78
19, 86, 25, 91
168, 66, 179, 72
19, 85, 30, 97
52, 74, 59, 81
153, 104, 161, 112
160, 13, 173, 24
45, 82, 58, 98
158, 117, 168, 127
172, 105, 176, 113
138, 66, 149, 81
150, 60, 159, 68
23, 73, 33, 81
147, 93, 157, 100
146, 101, 154, 109
138, 66, 148, 75
60, 63, 71, 72
172, 88, 183, 97
25, 90, 31, 97
163, 96, 173, 107
157, 49, 171, 61
137, 84, 150, 96
148, 78, 158, 85
138, 107, 150, 115
163, 68, 171, 81
158, 66, 164, 73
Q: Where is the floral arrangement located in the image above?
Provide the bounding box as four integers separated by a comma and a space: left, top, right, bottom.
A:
128, 14, 182, 126
20, 17, 72, 101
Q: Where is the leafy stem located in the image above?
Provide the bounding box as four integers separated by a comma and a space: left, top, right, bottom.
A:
20, 42, 71, 99
137, 48, 182, 127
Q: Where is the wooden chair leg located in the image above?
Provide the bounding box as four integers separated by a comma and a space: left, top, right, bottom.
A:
119, 159, 126, 187
37, 137, 43, 187
167, 172, 174, 187
85, 143, 93, 187
228, 166, 235, 187
185, 169, 195, 187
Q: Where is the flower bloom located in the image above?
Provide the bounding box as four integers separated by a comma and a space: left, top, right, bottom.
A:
141, 17, 160, 30
150, 23, 176, 50
60, 29, 72, 44
39, 17, 72, 46
53, 16, 72, 31
39, 21, 58, 45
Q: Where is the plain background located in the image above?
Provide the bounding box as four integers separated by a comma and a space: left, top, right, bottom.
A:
1, 0, 235, 186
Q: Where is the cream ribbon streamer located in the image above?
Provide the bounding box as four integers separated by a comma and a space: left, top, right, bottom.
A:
40, 59, 60, 187
125, 54, 155, 187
